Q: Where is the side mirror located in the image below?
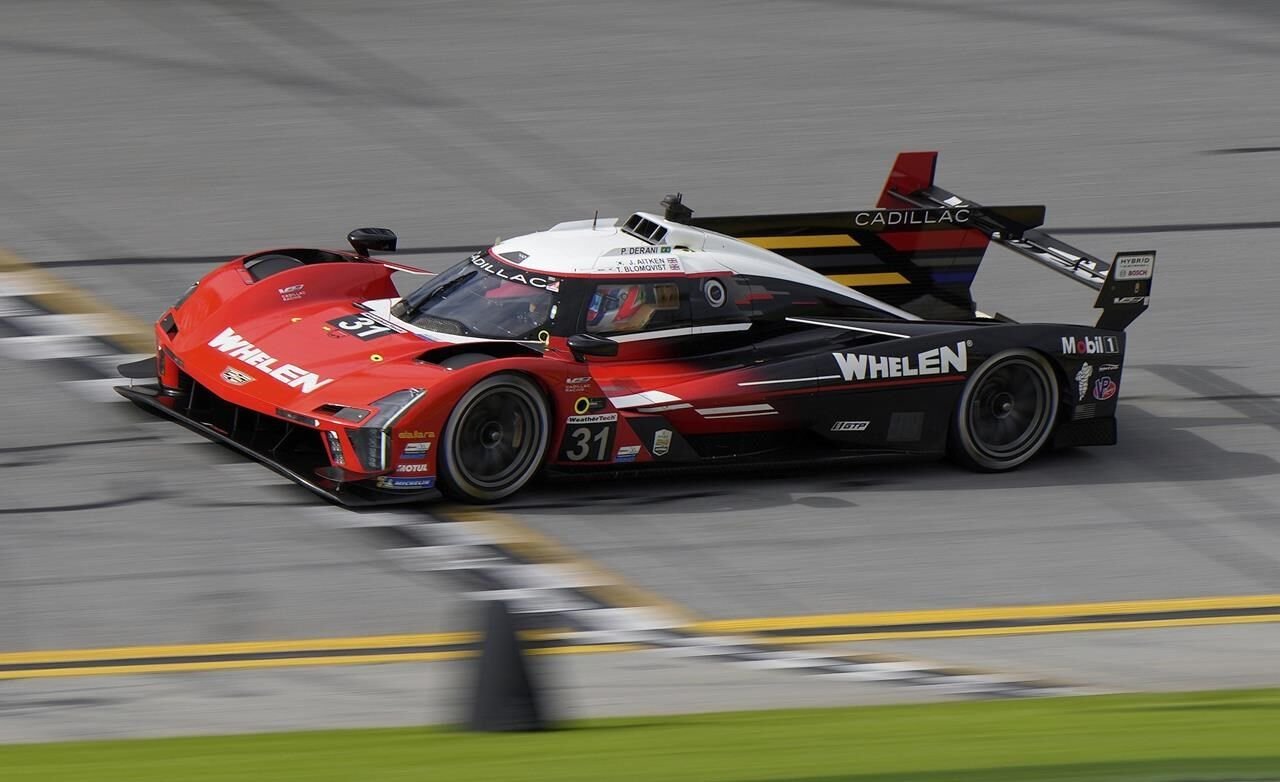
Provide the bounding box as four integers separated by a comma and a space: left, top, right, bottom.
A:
567, 333, 619, 361
347, 227, 398, 258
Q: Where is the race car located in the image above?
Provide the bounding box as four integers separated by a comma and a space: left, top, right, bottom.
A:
117, 151, 1155, 505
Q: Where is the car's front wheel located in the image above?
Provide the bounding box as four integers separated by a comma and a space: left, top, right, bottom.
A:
950, 349, 1059, 471
439, 373, 549, 503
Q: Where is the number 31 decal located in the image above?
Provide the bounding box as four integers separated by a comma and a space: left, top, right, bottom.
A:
558, 418, 615, 462
326, 314, 395, 341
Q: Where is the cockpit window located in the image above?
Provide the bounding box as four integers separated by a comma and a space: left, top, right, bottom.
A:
392, 254, 558, 340
585, 281, 683, 335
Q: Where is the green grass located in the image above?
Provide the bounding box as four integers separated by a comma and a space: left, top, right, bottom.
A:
4, 689, 1280, 781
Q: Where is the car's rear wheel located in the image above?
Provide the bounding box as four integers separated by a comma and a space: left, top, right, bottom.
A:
439, 373, 548, 503
950, 349, 1059, 471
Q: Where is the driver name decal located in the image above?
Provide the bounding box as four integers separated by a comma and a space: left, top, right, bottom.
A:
208, 327, 335, 393
832, 342, 967, 382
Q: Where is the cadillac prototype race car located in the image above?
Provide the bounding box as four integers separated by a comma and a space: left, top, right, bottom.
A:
117, 152, 1156, 505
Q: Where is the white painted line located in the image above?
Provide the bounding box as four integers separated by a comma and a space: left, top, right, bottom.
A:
61, 377, 134, 403
312, 509, 411, 529
823, 669, 918, 682
11, 313, 125, 337
0, 271, 62, 297
463, 588, 592, 614
495, 562, 616, 590
418, 521, 503, 547
0, 297, 41, 317
574, 606, 685, 632
0, 334, 111, 360
384, 545, 505, 572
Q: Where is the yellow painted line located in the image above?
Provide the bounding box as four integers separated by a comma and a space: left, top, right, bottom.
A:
5, 594, 1277, 680
0, 644, 641, 681
693, 593, 1280, 634
0, 247, 153, 353
435, 506, 699, 624
0, 631, 479, 666
0, 651, 473, 681
743, 234, 860, 249
761, 615, 1280, 646
826, 272, 911, 287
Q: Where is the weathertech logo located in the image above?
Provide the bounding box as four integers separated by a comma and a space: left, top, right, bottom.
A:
832, 342, 967, 382
1061, 336, 1120, 355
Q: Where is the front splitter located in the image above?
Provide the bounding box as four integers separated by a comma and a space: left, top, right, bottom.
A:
115, 383, 442, 508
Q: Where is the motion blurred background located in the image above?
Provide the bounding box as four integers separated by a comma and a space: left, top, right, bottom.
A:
3, 0, 1280, 750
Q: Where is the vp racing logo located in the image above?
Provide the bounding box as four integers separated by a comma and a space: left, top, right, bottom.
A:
832, 341, 968, 382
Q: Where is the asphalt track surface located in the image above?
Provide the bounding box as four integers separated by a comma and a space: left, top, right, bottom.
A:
4, 0, 1280, 741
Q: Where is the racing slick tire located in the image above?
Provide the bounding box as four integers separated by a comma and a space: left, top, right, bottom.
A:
950, 349, 1059, 472
439, 373, 549, 503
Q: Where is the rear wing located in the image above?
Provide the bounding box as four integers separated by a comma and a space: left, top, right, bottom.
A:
674, 151, 1153, 330
878, 151, 1155, 330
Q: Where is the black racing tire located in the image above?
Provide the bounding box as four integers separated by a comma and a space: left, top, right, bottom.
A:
950, 349, 1059, 472
439, 373, 549, 503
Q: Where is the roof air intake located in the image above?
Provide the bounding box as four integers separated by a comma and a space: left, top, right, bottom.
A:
622, 214, 668, 244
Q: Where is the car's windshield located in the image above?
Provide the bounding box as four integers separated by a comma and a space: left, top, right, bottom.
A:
392, 254, 559, 340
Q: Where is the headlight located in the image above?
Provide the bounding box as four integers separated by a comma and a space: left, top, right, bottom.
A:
346, 388, 425, 471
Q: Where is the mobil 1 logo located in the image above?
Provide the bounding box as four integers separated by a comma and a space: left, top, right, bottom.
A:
559, 413, 617, 463
327, 314, 397, 340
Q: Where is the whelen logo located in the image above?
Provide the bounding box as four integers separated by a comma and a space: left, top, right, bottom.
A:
1061, 336, 1121, 355
208, 327, 335, 393
832, 342, 968, 382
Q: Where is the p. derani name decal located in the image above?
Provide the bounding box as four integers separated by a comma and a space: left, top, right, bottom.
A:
833, 342, 968, 382
208, 327, 335, 392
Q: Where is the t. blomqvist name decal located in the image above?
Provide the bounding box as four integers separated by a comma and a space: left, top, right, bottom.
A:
833, 342, 968, 382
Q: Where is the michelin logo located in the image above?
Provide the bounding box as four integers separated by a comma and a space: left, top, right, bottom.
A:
832, 342, 967, 382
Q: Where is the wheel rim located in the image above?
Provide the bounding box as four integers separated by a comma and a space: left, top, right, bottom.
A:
965, 357, 1054, 460
452, 386, 542, 490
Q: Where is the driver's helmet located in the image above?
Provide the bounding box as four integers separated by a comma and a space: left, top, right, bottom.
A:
587, 284, 648, 332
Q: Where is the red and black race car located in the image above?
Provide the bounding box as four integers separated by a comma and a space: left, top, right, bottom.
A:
117, 152, 1155, 505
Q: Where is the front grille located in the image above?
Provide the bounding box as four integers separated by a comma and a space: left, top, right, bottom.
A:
178, 371, 329, 472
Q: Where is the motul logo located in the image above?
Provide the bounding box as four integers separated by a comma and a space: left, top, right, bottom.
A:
1061, 336, 1120, 355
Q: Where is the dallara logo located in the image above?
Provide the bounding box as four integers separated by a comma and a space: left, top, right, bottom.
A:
221, 366, 254, 385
